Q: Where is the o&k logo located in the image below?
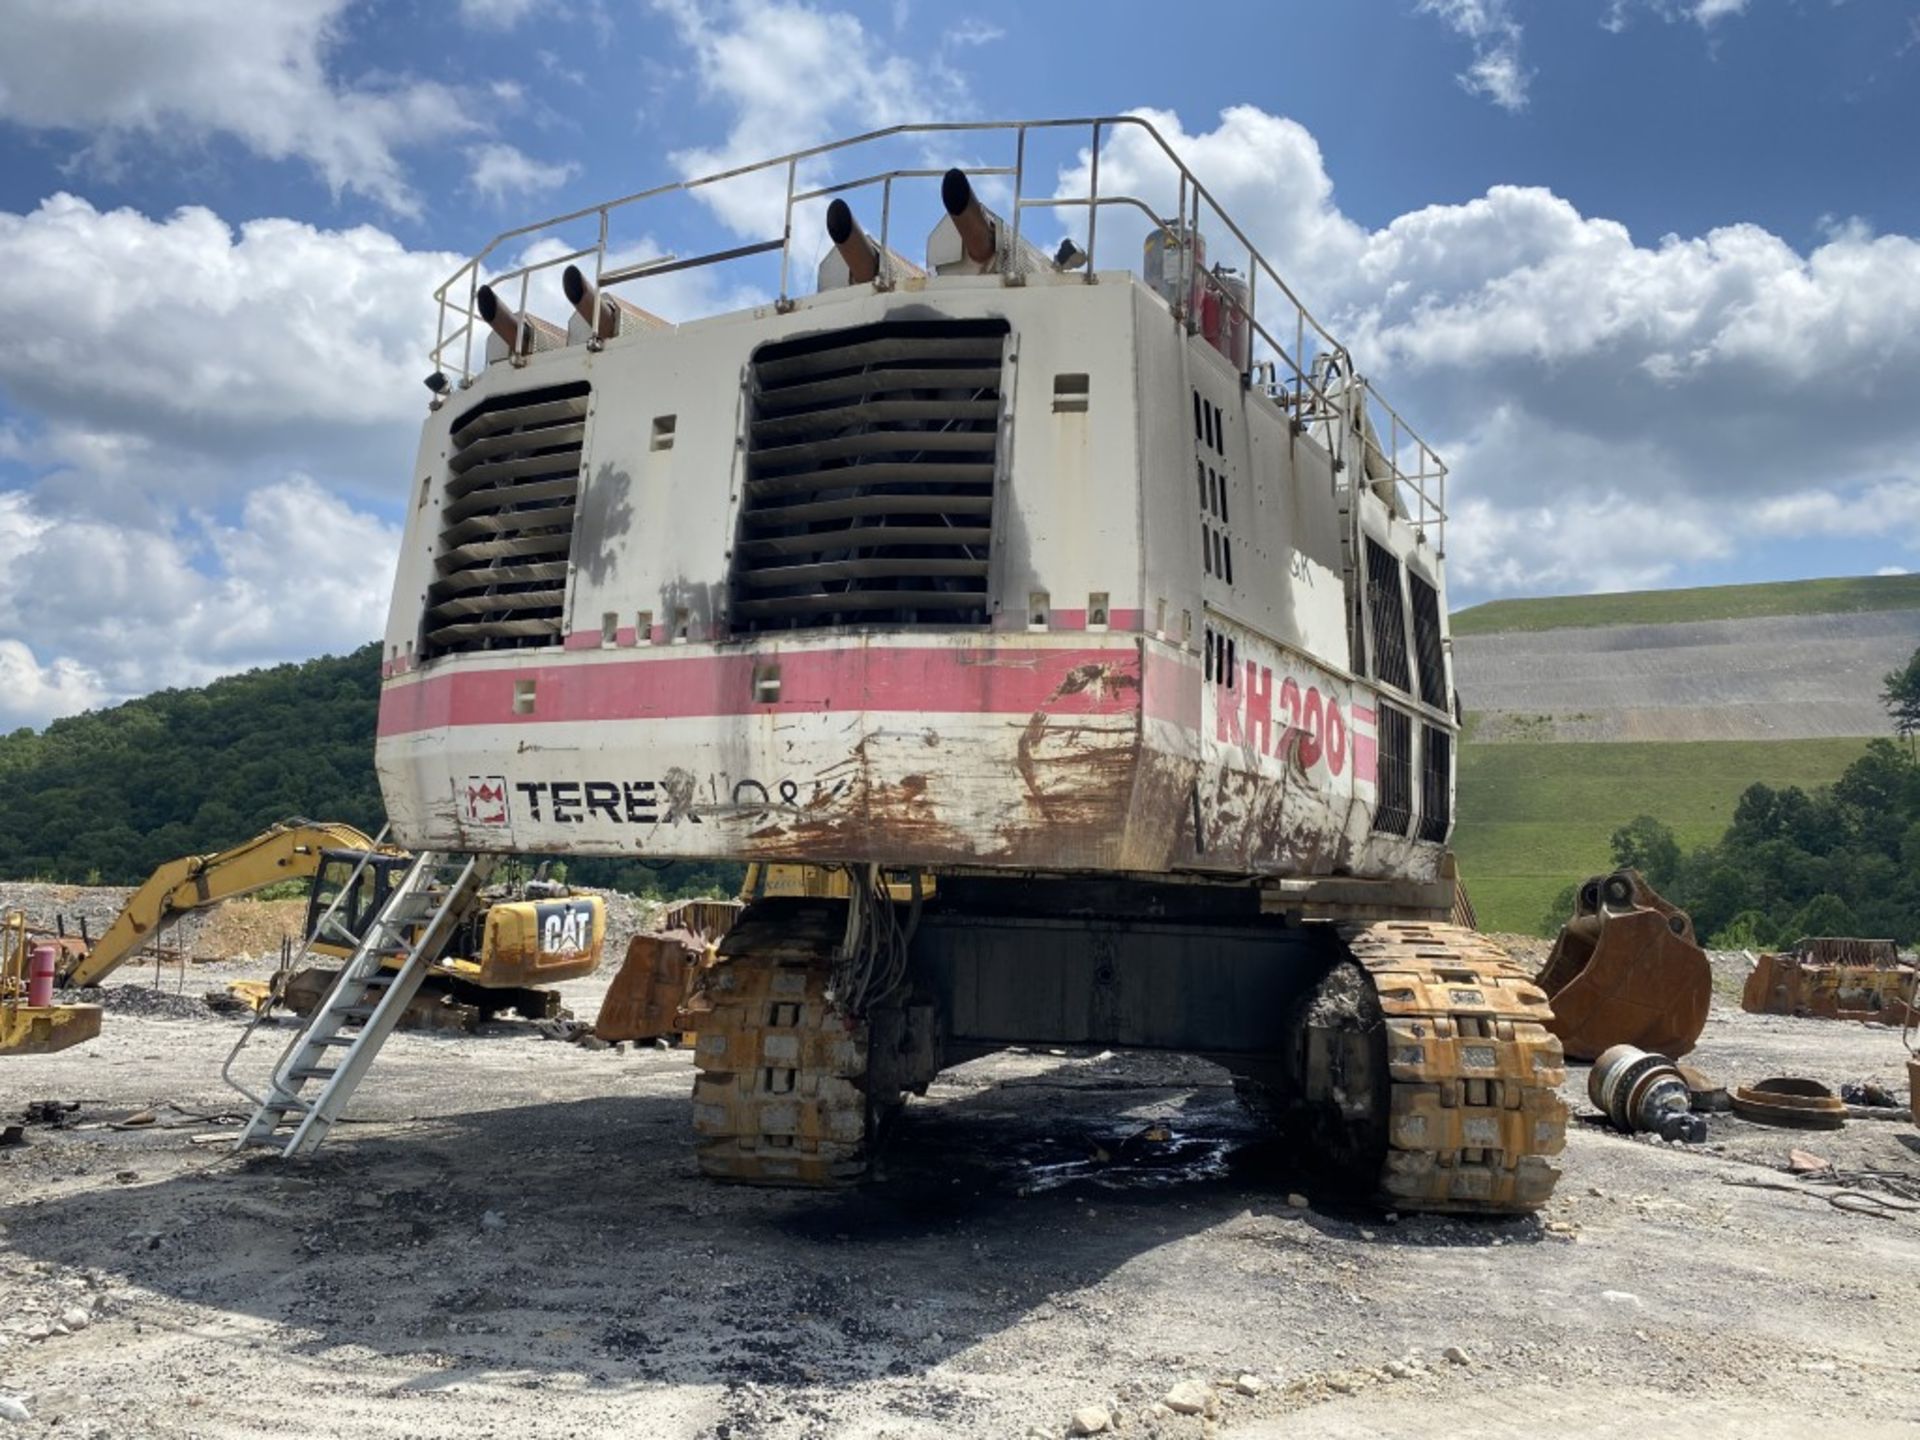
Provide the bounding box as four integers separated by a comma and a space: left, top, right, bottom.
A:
464, 775, 510, 826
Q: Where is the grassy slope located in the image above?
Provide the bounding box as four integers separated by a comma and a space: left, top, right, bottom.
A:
1455, 736, 1872, 935
1451, 573, 1920, 636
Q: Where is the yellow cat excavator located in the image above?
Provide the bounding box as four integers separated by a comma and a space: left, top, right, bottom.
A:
0, 819, 604, 1055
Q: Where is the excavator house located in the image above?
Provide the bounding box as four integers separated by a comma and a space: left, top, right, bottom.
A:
369, 119, 1567, 1214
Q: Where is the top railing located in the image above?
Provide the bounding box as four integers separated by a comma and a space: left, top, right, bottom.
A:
429, 116, 1445, 549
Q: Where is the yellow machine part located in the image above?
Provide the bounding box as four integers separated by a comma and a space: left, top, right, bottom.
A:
320, 894, 607, 987
0, 911, 101, 1055
1741, 940, 1917, 1024
744, 863, 931, 904
0, 1001, 102, 1056
463, 894, 605, 988
1535, 869, 1712, 1062
597, 930, 713, 1043
62, 819, 394, 990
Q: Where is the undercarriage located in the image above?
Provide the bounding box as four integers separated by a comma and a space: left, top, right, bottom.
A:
686, 881, 1567, 1215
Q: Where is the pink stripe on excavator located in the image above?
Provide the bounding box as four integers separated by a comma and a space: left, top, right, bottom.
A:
377, 642, 1154, 736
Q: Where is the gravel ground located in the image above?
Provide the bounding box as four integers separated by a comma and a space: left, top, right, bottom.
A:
1455, 608, 1920, 742
2, 972, 1917, 1439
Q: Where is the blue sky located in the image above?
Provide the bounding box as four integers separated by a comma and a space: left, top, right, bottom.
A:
0, 0, 1917, 728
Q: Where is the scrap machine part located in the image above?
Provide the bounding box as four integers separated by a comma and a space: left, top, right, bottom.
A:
279, 966, 485, 1035
1535, 869, 1711, 1062
0, 913, 102, 1056
0, 1002, 101, 1056
1729, 1077, 1847, 1131
1588, 1043, 1705, 1141
1741, 937, 1917, 1025
596, 929, 711, 1044
684, 902, 917, 1185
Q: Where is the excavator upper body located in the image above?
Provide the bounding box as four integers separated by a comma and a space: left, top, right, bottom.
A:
371, 119, 1567, 1214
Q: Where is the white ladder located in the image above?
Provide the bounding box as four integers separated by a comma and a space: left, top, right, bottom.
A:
233, 850, 492, 1159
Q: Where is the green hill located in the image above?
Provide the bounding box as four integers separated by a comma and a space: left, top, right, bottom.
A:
1452, 572, 1920, 636
1454, 737, 1873, 935
0, 646, 386, 884
1451, 571, 1920, 933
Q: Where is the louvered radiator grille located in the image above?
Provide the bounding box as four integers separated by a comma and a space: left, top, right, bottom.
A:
731, 319, 1008, 633
424, 381, 589, 657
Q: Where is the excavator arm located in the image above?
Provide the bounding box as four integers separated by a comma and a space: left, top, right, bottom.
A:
61, 820, 388, 990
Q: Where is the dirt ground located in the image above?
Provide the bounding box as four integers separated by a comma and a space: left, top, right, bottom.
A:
3, 967, 1918, 1439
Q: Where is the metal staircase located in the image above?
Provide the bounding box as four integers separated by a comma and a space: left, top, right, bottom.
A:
230, 849, 493, 1159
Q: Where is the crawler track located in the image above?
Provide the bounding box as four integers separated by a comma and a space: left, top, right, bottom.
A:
1337, 921, 1567, 1214
685, 905, 893, 1185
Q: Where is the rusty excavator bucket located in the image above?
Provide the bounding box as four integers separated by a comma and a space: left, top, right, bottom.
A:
1534, 869, 1712, 1062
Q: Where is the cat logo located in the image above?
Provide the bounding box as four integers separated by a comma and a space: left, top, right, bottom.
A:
539, 901, 594, 958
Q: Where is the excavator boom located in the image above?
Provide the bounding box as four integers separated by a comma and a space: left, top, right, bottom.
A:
61, 820, 387, 990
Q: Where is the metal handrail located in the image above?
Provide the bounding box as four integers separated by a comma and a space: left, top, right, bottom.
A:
429, 116, 1446, 548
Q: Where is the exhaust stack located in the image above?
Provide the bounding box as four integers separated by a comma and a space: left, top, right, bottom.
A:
563, 265, 621, 341
475, 284, 522, 351
925, 168, 1045, 277
561, 264, 668, 344
941, 168, 996, 265
475, 284, 565, 364
825, 199, 880, 284
815, 199, 926, 292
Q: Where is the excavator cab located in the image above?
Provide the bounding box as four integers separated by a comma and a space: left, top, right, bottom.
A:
303, 850, 417, 956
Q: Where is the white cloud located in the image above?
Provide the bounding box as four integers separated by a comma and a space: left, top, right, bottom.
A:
0, 0, 480, 217
466, 143, 581, 206
1689, 0, 1750, 23
1418, 0, 1531, 111
1447, 490, 1728, 598
0, 479, 399, 730
1879, 566, 1911, 577
459, 0, 550, 28
1604, 0, 1753, 32
652, 0, 960, 235
0, 641, 109, 732
1057, 106, 1920, 598
0, 188, 456, 728
0, 194, 459, 474
943, 19, 1004, 47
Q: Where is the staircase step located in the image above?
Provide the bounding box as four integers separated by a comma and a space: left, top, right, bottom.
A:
233, 849, 468, 1161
